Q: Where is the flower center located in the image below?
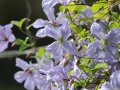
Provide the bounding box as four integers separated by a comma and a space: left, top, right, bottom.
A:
58, 37, 64, 44
101, 39, 109, 46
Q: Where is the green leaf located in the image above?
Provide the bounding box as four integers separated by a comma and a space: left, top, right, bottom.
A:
38, 47, 45, 58
19, 43, 34, 51
11, 18, 30, 29
92, 62, 108, 73
111, 12, 119, 19
13, 39, 24, 45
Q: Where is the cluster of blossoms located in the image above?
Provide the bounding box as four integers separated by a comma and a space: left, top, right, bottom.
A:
0, 0, 120, 90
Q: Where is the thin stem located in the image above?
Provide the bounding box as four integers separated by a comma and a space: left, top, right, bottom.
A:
0, 47, 40, 58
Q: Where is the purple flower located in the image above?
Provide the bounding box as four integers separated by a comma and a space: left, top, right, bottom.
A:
0, 24, 15, 52
14, 58, 38, 90
33, 7, 67, 38
45, 23, 78, 58
86, 22, 120, 63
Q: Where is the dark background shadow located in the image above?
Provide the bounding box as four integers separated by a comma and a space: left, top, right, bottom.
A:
0, 0, 45, 90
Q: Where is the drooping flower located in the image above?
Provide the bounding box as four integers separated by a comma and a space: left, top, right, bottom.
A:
33, 7, 67, 37
14, 58, 38, 90
0, 24, 15, 52
86, 22, 120, 63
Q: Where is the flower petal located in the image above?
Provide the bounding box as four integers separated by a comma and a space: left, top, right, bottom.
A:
46, 28, 59, 40
0, 41, 9, 53
16, 58, 29, 70
90, 22, 106, 39
60, 23, 71, 40
24, 75, 35, 90
43, 6, 55, 21
46, 41, 63, 57
8, 34, 16, 42
36, 28, 47, 37
4, 24, 13, 37
107, 28, 120, 44
14, 71, 26, 83
32, 19, 48, 28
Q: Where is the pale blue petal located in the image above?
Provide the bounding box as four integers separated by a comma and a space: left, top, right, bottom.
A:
0, 41, 9, 53
86, 41, 103, 58
110, 70, 120, 89
56, 12, 68, 25
107, 28, 120, 44
16, 58, 29, 70
4, 24, 13, 37
43, 7, 55, 22
46, 41, 63, 57
8, 34, 16, 42
32, 19, 49, 28
24, 75, 35, 90
14, 71, 26, 83
63, 41, 78, 55
36, 28, 47, 37
60, 23, 71, 40
82, 8, 92, 17
46, 28, 59, 40
90, 22, 106, 39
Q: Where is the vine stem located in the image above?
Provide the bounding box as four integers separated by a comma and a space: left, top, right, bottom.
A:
0, 47, 40, 58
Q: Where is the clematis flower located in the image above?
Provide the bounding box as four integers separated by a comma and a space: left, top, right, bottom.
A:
33, 7, 67, 37
45, 23, 78, 58
0, 24, 15, 52
86, 22, 120, 63
14, 58, 38, 90
35, 59, 70, 90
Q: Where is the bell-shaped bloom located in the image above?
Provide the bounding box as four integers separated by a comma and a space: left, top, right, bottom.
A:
14, 58, 38, 90
86, 22, 120, 63
0, 24, 15, 52
45, 23, 78, 58
33, 6, 67, 37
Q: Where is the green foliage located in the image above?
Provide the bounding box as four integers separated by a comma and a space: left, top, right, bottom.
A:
11, 18, 30, 29
38, 47, 45, 58
13, 37, 34, 51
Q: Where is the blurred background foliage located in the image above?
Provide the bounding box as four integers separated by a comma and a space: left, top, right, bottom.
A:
0, 0, 44, 89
